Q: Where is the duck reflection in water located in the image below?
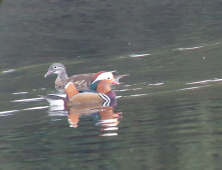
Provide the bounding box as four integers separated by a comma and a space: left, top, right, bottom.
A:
48, 98, 121, 136
68, 99, 121, 130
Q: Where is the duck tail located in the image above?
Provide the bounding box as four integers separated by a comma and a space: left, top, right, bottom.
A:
65, 82, 79, 100
39, 95, 68, 111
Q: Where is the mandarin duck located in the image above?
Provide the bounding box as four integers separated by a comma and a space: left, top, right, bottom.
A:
41, 71, 117, 108
44, 63, 128, 89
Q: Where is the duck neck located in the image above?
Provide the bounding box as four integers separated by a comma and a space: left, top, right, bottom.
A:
58, 72, 68, 80
97, 81, 111, 94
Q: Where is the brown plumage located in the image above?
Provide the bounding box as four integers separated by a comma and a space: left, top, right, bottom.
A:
64, 72, 117, 104
64, 82, 105, 104
64, 81, 79, 101
96, 80, 112, 94
44, 63, 128, 89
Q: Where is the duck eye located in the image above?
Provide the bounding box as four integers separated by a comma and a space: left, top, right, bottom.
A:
53, 66, 57, 69
107, 77, 110, 80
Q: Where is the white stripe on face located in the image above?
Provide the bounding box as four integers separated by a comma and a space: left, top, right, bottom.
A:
92, 72, 113, 84
53, 66, 66, 74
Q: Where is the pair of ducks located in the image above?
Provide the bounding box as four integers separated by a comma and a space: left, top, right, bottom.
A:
43, 63, 128, 106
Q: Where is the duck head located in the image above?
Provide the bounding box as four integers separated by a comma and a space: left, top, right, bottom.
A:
44, 63, 68, 78
91, 71, 119, 85
90, 71, 118, 94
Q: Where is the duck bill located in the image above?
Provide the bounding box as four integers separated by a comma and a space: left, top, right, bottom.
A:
44, 70, 53, 78
111, 79, 119, 85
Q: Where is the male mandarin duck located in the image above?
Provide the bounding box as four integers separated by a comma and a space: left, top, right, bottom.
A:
44, 63, 128, 89
65, 71, 117, 105
41, 71, 117, 108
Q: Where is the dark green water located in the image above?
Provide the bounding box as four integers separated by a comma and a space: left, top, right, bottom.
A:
1, 0, 222, 169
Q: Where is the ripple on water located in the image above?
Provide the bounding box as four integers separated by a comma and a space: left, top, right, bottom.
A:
0, 110, 19, 116
11, 97, 44, 103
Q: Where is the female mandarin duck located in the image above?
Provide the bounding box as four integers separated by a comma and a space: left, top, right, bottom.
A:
42, 71, 117, 107
44, 63, 128, 89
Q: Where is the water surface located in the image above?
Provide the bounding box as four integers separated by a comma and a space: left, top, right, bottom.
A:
1, 0, 222, 169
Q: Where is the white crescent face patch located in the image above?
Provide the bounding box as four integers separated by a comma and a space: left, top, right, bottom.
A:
92, 72, 113, 84
53, 66, 65, 74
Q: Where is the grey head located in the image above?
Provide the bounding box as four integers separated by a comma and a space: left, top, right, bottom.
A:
44, 63, 68, 79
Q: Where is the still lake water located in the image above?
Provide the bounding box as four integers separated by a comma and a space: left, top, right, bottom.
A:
1, 0, 222, 169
